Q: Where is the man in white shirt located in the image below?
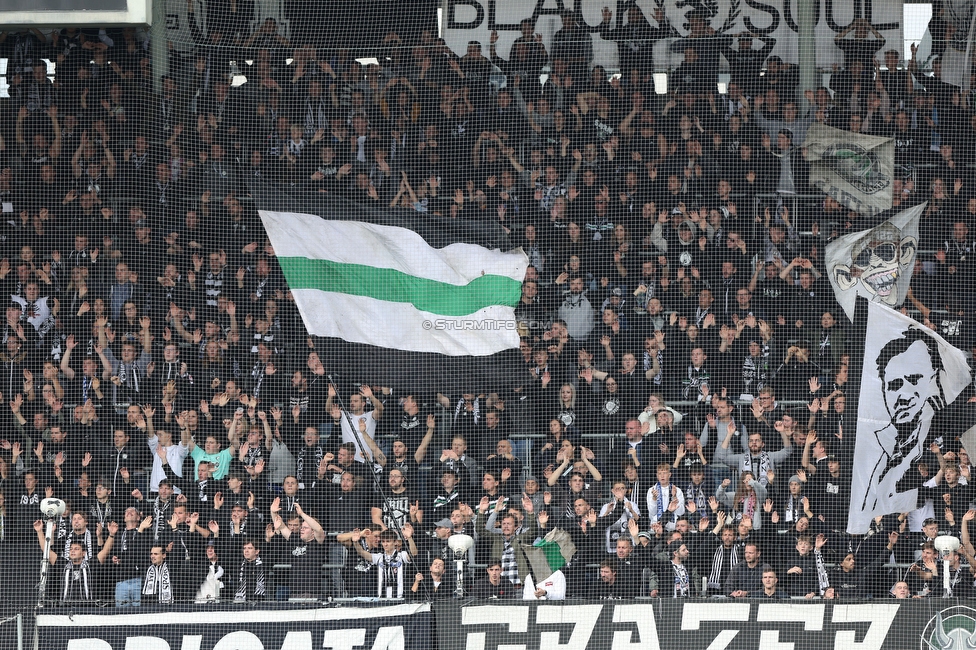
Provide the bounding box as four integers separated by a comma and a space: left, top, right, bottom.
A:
326, 384, 385, 463
144, 405, 190, 494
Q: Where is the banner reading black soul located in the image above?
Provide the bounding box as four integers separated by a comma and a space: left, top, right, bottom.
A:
35, 602, 432, 650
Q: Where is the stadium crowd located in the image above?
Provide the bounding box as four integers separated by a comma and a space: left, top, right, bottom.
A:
0, 3, 975, 606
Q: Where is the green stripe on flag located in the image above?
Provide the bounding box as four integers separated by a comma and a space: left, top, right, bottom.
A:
277, 257, 523, 317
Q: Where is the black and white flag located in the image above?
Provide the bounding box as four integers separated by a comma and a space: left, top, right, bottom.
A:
823, 203, 924, 321
847, 299, 971, 534
804, 123, 894, 217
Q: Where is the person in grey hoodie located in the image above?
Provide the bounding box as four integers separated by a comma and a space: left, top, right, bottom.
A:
555, 274, 595, 342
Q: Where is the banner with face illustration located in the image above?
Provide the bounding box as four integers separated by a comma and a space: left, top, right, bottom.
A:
847, 299, 971, 535
823, 203, 924, 321
804, 123, 895, 217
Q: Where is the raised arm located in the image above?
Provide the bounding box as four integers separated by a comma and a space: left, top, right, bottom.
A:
296, 502, 325, 543
97, 522, 117, 563
34, 520, 58, 565
414, 414, 436, 464
359, 419, 386, 466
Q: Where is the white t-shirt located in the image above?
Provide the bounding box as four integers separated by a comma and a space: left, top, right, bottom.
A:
148, 436, 189, 493
340, 410, 377, 463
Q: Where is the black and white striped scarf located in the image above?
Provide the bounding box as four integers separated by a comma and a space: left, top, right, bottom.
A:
64, 529, 93, 561
814, 547, 830, 595
672, 562, 690, 597
153, 497, 173, 541
501, 539, 520, 585
90, 500, 113, 528
62, 558, 93, 602
143, 562, 173, 603
708, 544, 738, 590
453, 398, 480, 425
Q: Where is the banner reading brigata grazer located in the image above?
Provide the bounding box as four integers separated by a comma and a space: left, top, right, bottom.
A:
847, 299, 971, 535
36, 603, 433, 649
444, 0, 903, 71
433, 599, 964, 649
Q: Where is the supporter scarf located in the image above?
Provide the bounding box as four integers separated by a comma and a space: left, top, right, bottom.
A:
653, 482, 671, 520
433, 489, 458, 509
644, 349, 663, 385
672, 562, 690, 597
685, 482, 707, 511
143, 562, 173, 603
947, 566, 964, 597
501, 539, 520, 585
91, 500, 113, 528
814, 548, 830, 595
62, 558, 93, 602
296, 445, 324, 483
786, 495, 799, 522
234, 557, 266, 602
287, 139, 306, 156
153, 498, 172, 540
708, 544, 738, 590
740, 492, 758, 520
64, 529, 93, 561
453, 398, 480, 425
304, 97, 329, 135
117, 362, 139, 392
740, 453, 773, 487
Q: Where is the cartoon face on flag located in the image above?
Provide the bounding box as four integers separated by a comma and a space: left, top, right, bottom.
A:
824, 203, 924, 321
847, 300, 971, 534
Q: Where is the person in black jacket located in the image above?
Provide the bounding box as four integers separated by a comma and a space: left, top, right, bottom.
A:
724, 540, 763, 597
110, 505, 153, 606
470, 559, 517, 599
409, 556, 455, 600
780, 535, 819, 598
232, 539, 267, 602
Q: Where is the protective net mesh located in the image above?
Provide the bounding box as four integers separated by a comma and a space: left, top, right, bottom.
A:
1, 1, 976, 649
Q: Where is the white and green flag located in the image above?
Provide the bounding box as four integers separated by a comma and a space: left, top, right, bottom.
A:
803, 123, 895, 217
258, 209, 528, 357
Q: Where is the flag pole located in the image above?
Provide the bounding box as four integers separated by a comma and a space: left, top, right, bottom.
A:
963, 2, 976, 93
326, 375, 433, 602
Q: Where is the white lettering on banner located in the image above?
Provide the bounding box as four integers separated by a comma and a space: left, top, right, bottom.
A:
536, 605, 603, 649
182, 637, 202, 650
444, 0, 903, 70
610, 605, 661, 650
213, 632, 264, 650
831, 604, 900, 650
124, 639, 171, 650
680, 602, 752, 629
757, 603, 825, 631
66, 642, 112, 650
280, 631, 314, 650
705, 632, 741, 650
757, 603, 825, 649
371, 627, 405, 650
758, 630, 794, 650
462, 605, 531, 649
679, 602, 750, 650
